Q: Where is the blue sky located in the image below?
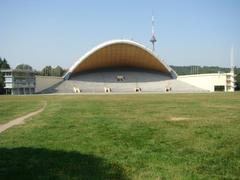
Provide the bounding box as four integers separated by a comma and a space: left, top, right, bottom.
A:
0, 0, 239, 70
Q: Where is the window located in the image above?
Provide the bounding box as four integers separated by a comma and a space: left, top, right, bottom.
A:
214, 85, 225, 91
5, 77, 12, 82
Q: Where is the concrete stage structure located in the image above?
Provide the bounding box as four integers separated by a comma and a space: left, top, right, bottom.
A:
64, 39, 177, 80
35, 39, 235, 94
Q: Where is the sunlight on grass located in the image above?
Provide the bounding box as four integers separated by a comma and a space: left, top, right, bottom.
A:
0, 93, 240, 179
0, 96, 43, 124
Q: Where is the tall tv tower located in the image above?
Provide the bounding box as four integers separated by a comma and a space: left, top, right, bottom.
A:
230, 45, 234, 73
150, 15, 157, 51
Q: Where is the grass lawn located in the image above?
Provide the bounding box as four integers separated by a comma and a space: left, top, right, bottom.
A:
0, 93, 240, 179
0, 96, 43, 124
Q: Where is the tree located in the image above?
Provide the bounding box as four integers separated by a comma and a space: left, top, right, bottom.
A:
0, 58, 10, 69
16, 64, 33, 71
40, 65, 65, 77
235, 72, 240, 91
53, 66, 64, 76
0, 72, 4, 94
0, 57, 11, 94
41, 66, 52, 76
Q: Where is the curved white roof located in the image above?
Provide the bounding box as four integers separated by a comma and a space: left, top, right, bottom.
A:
64, 39, 177, 79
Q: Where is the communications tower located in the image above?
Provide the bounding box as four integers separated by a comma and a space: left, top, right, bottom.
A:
150, 16, 157, 51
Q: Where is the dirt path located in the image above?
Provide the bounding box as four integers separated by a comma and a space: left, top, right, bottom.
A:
0, 102, 47, 134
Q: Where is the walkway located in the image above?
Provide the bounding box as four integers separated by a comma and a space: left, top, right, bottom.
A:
0, 102, 47, 134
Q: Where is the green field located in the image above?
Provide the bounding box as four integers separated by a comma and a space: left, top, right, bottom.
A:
0, 93, 240, 179
0, 96, 43, 124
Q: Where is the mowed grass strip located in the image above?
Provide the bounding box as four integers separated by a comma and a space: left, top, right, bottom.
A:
0, 96, 43, 124
0, 93, 240, 179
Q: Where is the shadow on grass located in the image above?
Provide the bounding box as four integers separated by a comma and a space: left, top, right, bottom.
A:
0, 147, 128, 180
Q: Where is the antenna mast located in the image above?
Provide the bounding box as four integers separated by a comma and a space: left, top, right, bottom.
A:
230, 45, 234, 73
150, 15, 157, 51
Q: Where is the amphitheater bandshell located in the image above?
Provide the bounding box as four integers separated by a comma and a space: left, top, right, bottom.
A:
64, 40, 177, 79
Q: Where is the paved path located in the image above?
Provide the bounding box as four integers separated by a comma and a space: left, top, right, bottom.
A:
0, 102, 47, 134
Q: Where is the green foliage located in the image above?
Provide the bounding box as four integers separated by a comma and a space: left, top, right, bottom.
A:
40, 65, 66, 77
53, 65, 64, 76
0, 57, 10, 94
41, 66, 52, 76
16, 64, 33, 71
0, 57, 10, 69
0, 93, 240, 179
235, 73, 240, 90
170, 65, 237, 75
0, 72, 4, 93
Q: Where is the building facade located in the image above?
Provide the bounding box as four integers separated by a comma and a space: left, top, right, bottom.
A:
1, 69, 35, 95
178, 71, 235, 92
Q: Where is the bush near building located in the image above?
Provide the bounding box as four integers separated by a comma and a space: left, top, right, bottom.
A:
0, 57, 10, 94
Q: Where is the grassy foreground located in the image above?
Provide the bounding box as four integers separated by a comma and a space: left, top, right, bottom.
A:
0, 96, 43, 124
0, 93, 240, 179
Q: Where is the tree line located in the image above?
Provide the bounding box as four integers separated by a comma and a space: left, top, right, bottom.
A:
15, 64, 67, 77
36, 65, 67, 77
170, 65, 240, 75
13, 64, 66, 77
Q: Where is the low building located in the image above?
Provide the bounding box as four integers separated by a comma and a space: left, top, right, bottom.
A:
1, 69, 35, 95
178, 71, 235, 92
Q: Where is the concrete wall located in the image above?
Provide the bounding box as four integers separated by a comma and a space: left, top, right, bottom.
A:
35, 76, 63, 93
178, 73, 227, 92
